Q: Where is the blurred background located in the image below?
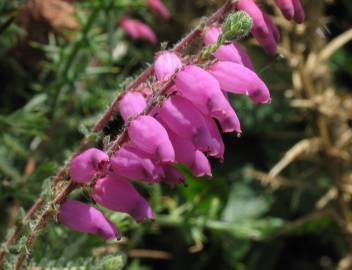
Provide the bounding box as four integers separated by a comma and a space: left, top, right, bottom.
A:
0, 0, 352, 269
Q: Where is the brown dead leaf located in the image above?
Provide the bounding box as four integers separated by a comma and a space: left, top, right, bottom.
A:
19, 0, 79, 34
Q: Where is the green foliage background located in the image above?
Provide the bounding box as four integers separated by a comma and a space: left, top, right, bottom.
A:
0, 0, 351, 269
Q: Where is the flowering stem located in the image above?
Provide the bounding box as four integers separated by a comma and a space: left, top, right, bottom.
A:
0, 1, 237, 268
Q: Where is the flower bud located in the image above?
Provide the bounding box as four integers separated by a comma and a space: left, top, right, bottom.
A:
222, 11, 253, 41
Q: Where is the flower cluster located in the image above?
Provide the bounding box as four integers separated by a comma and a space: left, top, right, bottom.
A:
58, 0, 305, 240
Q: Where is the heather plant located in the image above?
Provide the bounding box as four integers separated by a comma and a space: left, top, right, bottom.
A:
1, 0, 352, 269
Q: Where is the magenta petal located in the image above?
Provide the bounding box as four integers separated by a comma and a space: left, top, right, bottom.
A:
111, 143, 164, 183
204, 116, 225, 159
120, 17, 157, 44
208, 61, 271, 105
237, 0, 270, 38
158, 95, 215, 152
147, 0, 170, 19
237, 0, 278, 54
128, 116, 175, 163
175, 65, 241, 133
58, 200, 120, 240
236, 44, 254, 70
119, 92, 147, 122
69, 148, 109, 183
138, 22, 158, 44
275, 0, 295, 20
93, 174, 154, 222
263, 12, 280, 42
162, 166, 185, 188
292, 0, 305, 23
193, 150, 212, 177
154, 51, 182, 81
168, 131, 212, 177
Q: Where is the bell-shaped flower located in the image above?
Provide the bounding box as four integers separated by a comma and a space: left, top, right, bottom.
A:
111, 143, 164, 183
237, 0, 270, 38
162, 166, 185, 188
93, 173, 154, 222
128, 115, 175, 163
275, 0, 305, 23
154, 51, 182, 81
58, 200, 120, 240
203, 27, 254, 70
168, 131, 212, 177
175, 65, 241, 134
119, 92, 147, 122
208, 61, 271, 104
263, 12, 280, 42
292, 0, 305, 23
120, 17, 157, 44
204, 116, 225, 159
147, 0, 170, 20
275, 0, 295, 20
158, 95, 217, 153
69, 148, 109, 183
236, 0, 278, 54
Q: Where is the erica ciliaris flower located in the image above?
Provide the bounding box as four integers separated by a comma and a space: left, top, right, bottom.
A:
147, 0, 170, 20
120, 17, 157, 44
59, 2, 306, 240
58, 200, 120, 240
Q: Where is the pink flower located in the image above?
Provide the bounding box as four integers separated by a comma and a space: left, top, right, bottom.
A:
157, 95, 216, 153
204, 116, 225, 159
203, 27, 254, 70
275, 0, 294, 20
69, 148, 109, 183
263, 12, 280, 43
236, 0, 278, 54
275, 0, 305, 23
120, 17, 157, 44
168, 131, 212, 177
58, 200, 120, 240
162, 166, 185, 188
237, 0, 270, 38
292, 0, 305, 23
175, 65, 241, 134
147, 0, 170, 19
93, 173, 154, 222
208, 61, 271, 104
154, 51, 182, 81
128, 115, 175, 163
111, 143, 164, 183
119, 92, 147, 122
